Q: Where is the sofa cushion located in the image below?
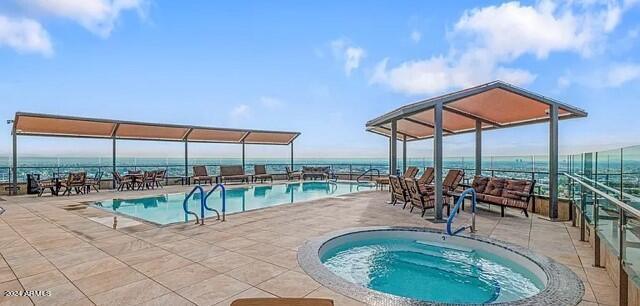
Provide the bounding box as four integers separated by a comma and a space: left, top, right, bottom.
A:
502, 179, 532, 200
484, 178, 505, 196
483, 194, 504, 205
471, 176, 490, 194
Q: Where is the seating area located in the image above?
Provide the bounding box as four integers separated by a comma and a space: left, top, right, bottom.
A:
389, 167, 534, 218
35, 171, 105, 197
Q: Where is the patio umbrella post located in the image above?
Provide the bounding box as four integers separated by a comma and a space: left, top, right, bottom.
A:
434, 101, 444, 221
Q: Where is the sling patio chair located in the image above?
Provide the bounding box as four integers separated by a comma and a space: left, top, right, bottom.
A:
405, 177, 451, 217
36, 177, 58, 197
389, 175, 411, 208
285, 166, 302, 180
137, 171, 157, 190
192, 165, 214, 185
420, 169, 464, 195
219, 165, 250, 183
85, 171, 103, 193
417, 167, 435, 186
60, 172, 87, 196
113, 171, 133, 191
374, 166, 419, 190
154, 169, 167, 188
252, 165, 273, 183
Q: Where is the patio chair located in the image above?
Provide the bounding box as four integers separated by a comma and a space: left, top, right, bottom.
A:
219, 165, 249, 183
252, 165, 273, 183
113, 171, 133, 191
192, 165, 214, 185
36, 177, 57, 197
405, 178, 450, 217
154, 169, 166, 188
285, 166, 302, 180
421, 169, 464, 195
138, 171, 157, 190
231, 298, 334, 306
417, 167, 435, 186
389, 175, 410, 208
375, 166, 419, 189
85, 171, 103, 193
60, 172, 87, 196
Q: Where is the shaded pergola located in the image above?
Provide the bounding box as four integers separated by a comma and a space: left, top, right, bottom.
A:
9, 112, 300, 194
366, 81, 587, 220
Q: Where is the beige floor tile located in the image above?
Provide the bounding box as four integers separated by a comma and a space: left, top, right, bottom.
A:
177, 274, 251, 306
132, 253, 193, 277
152, 263, 219, 291
19, 270, 68, 290
116, 246, 171, 266
99, 239, 154, 256
0, 280, 30, 305
60, 256, 126, 281
31, 282, 87, 306
257, 271, 320, 298
590, 284, 619, 306
214, 237, 259, 251
306, 286, 365, 306
225, 261, 287, 285
74, 266, 147, 296
0, 266, 16, 284
138, 293, 195, 306
200, 252, 256, 273
261, 250, 299, 269
236, 243, 286, 260
178, 244, 228, 262
215, 287, 276, 306
90, 279, 171, 306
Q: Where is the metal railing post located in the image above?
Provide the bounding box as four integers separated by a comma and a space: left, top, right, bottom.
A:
593, 191, 602, 267
619, 208, 628, 306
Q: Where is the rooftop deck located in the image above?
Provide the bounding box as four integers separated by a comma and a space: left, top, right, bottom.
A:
0, 186, 616, 305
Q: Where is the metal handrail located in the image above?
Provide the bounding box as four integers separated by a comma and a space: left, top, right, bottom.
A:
204, 184, 226, 222
564, 173, 640, 218
574, 173, 640, 203
183, 185, 204, 225
446, 188, 477, 236
356, 169, 381, 183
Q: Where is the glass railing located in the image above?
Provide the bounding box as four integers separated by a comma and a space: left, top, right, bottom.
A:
565, 172, 640, 287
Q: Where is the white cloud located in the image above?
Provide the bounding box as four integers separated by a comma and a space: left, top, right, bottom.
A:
330, 38, 365, 76
371, 0, 635, 95
230, 104, 251, 119
19, 0, 148, 38
0, 15, 52, 56
410, 30, 421, 43
606, 63, 640, 87
259, 96, 284, 109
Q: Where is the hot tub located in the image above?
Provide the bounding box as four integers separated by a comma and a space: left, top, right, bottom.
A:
298, 227, 583, 305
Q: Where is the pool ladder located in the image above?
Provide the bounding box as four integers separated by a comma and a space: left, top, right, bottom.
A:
446, 188, 477, 236
183, 184, 226, 225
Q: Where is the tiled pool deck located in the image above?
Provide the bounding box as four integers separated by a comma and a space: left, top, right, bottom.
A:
0, 185, 616, 306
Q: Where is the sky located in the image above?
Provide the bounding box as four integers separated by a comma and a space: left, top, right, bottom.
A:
1, 0, 639, 159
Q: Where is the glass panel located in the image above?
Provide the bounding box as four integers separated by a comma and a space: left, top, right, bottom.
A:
596, 148, 622, 197
596, 195, 620, 255
623, 214, 640, 284
623, 146, 640, 208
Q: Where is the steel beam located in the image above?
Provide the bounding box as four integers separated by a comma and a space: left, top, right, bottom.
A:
12, 131, 17, 195
434, 102, 444, 220
402, 135, 407, 172
549, 104, 559, 219
112, 138, 117, 189
184, 140, 189, 177
404, 117, 455, 134
242, 141, 246, 171
390, 120, 397, 176
475, 120, 482, 176
290, 141, 294, 171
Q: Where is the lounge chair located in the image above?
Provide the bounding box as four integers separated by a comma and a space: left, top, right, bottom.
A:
420, 169, 464, 196
219, 165, 249, 183
405, 178, 450, 217
417, 167, 434, 186
285, 166, 302, 180
85, 171, 103, 193
113, 171, 133, 191
389, 175, 411, 208
378, 166, 418, 190
252, 165, 273, 183
192, 165, 214, 185
137, 171, 157, 190
60, 172, 86, 196
154, 169, 166, 188
231, 298, 334, 306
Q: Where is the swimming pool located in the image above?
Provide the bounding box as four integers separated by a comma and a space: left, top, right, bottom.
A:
94, 181, 373, 225
298, 227, 584, 305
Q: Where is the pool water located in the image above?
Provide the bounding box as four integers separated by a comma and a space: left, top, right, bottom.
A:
95, 181, 372, 225
321, 237, 544, 304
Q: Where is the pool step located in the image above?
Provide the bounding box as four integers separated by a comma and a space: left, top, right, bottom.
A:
414, 240, 474, 253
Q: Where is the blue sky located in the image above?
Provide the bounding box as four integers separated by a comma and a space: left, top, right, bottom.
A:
1, 0, 639, 159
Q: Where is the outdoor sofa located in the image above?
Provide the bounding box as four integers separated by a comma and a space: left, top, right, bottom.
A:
469, 176, 535, 217
219, 165, 249, 183
301, 166, 329, 180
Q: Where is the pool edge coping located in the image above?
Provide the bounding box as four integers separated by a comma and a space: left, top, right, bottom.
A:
297, 226, 584, 306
